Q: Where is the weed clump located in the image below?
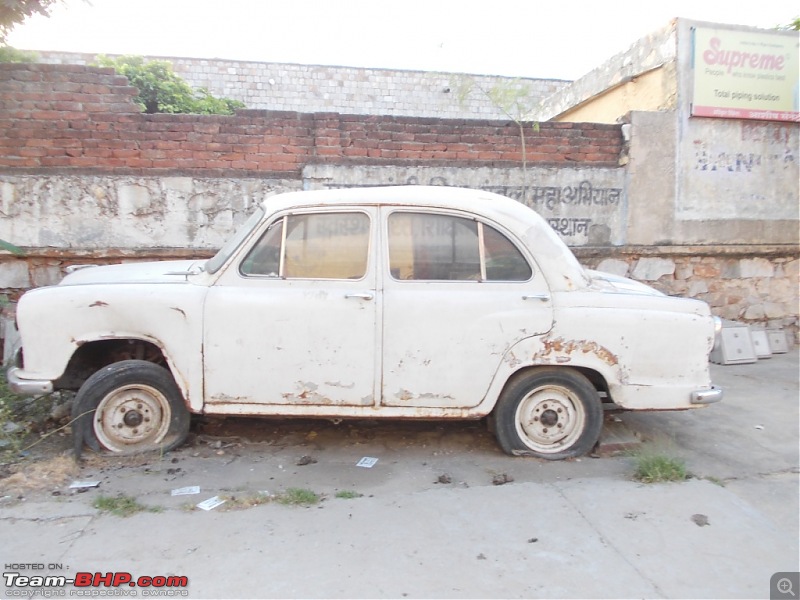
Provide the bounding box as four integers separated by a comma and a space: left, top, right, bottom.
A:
276, 487, 320, 506
1, 370, 71, 463
632, 449, 687, 483
334, 490, 362, 499
93, 494, 161, 517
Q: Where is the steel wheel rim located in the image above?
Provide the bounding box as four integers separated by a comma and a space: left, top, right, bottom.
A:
515, 384, 585, 453
94, 384, 171, 452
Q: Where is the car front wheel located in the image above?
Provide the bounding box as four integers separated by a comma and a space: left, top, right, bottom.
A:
493, 368, 602, 460
72, 360, 190, 456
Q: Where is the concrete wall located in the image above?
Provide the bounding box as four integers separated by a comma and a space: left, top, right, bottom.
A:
538, 20, 679, 123
303, 164, 626, 246
558, 68, 674, 124
550, 20, 798, 249
0, 61, 797, 340
0, 174, 296, 252
34, 51, 568, 121
672, 20, 798, 246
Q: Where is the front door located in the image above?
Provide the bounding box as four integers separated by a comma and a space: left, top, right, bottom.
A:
203, 208, 378, 407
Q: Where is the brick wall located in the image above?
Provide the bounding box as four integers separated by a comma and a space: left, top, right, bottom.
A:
0, 64, 622, 176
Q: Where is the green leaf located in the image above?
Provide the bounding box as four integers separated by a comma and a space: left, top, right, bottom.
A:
0, 239, 24, 256
92, 55, 244, 115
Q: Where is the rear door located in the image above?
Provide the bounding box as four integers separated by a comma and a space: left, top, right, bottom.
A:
380, 208, 553, 408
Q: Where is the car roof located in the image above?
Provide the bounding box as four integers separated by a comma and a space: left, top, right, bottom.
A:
262, 185, 539, 227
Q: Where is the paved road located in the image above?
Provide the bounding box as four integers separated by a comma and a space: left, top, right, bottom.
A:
2, 350, 798, 599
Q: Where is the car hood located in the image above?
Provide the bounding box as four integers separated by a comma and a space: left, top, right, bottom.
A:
587, 269, 665, 297
58, 260, 205, 286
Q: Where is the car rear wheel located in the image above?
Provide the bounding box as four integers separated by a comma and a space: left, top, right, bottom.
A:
72, 360, 190, 456
493, 368, 602, 460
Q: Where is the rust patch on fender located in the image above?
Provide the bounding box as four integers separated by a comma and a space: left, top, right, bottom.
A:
89, 300, 108, 307
537, 337, 619, 367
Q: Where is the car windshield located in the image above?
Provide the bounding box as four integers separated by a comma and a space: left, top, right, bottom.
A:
205, 208, 265, 274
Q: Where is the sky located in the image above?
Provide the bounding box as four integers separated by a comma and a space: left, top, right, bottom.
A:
6, 0, 799, 80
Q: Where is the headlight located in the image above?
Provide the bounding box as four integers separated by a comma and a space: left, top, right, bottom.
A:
712, 316, 723, 351
713, 316, 722, 336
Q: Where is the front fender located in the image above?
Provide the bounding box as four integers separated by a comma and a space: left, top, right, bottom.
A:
483, 333, 624, 408
14, 283, 207, 411
483, 301, 717, 412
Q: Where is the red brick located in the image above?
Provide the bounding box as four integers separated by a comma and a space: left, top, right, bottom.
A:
84, 148, 113, 158
126, 158, 154, 168
0, 157, 38, 167
316, 147, 341, 156
342, 147, 369, 157
80, 84, 111, 94
18, 147, 48, 157
112, 149, 139, 158
193, 123, 221, 134
29, 110, 68, 120
204, 160, 229, 169
39, 157, 72, 167
25, 138, 54, 147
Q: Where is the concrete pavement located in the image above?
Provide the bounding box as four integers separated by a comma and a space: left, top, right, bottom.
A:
1, 350, 798, 599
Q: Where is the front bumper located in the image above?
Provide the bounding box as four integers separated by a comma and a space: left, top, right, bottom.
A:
691, 386, 723, 405
6, 367, 54, 396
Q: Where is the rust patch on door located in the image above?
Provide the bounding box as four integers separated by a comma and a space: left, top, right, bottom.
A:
394, 388, 456, 402
281, 381, 333, 405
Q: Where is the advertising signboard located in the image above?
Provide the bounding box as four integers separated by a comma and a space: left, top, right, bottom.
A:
692, 27, 799, 122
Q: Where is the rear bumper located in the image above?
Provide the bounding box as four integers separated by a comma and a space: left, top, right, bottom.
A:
691, 386, 723, 405
6, 367, 54, 396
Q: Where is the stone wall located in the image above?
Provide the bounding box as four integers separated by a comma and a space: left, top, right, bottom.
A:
581, 250, 798, 337
35, 51, 568, 121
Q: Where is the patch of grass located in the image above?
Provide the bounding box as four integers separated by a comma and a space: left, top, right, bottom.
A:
220, 492, 272, 510
0, 370, 69, 464
93, 494, 161, 517
276, 487, 320, 506
632, 449, 687, 483
0, 374, 36, 462
334, 490, 362, 499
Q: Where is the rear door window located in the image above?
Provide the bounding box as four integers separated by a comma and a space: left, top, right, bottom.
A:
388, 212, 531, 282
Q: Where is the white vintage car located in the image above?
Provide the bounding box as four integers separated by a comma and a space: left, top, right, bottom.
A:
8, 186, 721, 459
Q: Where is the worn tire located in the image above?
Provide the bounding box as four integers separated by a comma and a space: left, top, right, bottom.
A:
72, 360, 190, 457
493, 368, 602, 460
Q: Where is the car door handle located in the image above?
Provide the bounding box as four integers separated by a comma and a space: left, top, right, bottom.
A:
345, 292, 374, 301
522, 293, 550, 302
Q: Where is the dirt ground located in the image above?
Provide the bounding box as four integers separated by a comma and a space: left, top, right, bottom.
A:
1, 411, 636, 508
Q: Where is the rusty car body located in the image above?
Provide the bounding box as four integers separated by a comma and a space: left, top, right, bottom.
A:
8, 186, 722, 459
